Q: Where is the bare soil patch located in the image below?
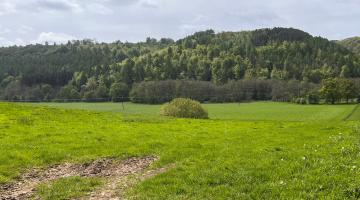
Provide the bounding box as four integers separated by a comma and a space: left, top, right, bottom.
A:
0, 156, 166, 200
87, 162, 174, 200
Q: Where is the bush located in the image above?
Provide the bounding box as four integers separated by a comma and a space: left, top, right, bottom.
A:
293, 97, 306, 104
160, 98, 208, 119
110, 82, 129, 102
299, 98, 306, 104
306, 93, 320, 104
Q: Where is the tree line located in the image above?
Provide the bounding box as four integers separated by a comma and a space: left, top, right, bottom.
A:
129, 78, 359, 104
1, 27, 360, 102
2, 77, 359, 105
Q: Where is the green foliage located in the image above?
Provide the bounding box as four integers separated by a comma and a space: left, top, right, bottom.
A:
130, 81, 176, 104
109, 82, 129, 102
340, 79, 358, 102
80, 77, 109, 102
160, 98, 208, 119
72, 71, 88, 89
306, 92, 320, 104
338, 36, 360, 55
1, 28, 360, 102
340, 65, 351, 78
320, 78, 342, 104
250, 27, 312, 46
293, 97, 307, 104
2, 79, 22, 100
0, 39, 168, 86
130, 80, 317, 104
304, 69, 323, 83
130, 80, 217, 104
320, 78, 358, 104
57, 84, 80, 100
118, 58, 135, 85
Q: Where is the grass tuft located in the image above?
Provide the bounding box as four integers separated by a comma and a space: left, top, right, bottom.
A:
36, 176, 103, 200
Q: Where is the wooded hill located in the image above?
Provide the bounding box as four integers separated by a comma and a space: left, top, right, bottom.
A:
0, 27, 359, 101
338, 37, 360, 55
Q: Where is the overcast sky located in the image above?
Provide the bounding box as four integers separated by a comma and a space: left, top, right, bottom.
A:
0, 0, 359, 46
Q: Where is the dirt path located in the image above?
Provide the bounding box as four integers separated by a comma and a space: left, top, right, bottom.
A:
0, 156, 168, 200
87, 162, 173, 200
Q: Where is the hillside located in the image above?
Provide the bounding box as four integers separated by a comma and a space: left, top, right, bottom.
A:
338, 37, 360, 55
0, 39, 173, 86
0, 27, 359, 101
144, 28, 358, 84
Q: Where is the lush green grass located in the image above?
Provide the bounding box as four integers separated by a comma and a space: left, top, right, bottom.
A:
32, 102, 161, 116
1, 102, 360, 199
36, 176, 103, 200
203, 102, 355, 121
346, 104, 360, 121
32, 102, 356, 121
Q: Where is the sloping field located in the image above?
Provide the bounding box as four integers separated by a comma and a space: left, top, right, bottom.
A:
0, 102, 359, 199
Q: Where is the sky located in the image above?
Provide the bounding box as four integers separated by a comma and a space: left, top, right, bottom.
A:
0, 0, 359, 46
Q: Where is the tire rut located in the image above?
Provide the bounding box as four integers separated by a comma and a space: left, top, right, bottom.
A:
0, 156, 160, 200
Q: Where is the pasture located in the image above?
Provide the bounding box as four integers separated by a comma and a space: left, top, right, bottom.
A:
33, 101, 356, 121
0, 102, 360, 199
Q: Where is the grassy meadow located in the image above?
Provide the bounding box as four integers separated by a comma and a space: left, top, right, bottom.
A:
33, 101, 356, 121
1, 102, 360, 199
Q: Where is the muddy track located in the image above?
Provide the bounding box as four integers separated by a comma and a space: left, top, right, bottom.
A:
87, 163, 174, 200
0, 156, 163, 200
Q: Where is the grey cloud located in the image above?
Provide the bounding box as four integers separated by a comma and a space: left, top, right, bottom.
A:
0, 26, 12, 35
227, 10, 282, 25
86, 3, 113, 15
17, 25, 35, 35
32, 32, 77, 44
32, 0, 82, 12
103, 0, 141, 7
0, 1, 16, 15
139, 0, 159, 8
0, 0, 359, 46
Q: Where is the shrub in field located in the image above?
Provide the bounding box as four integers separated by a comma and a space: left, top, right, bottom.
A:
293, 97, 306, 104
299, 97, 307, 104
160, 98, 208, 119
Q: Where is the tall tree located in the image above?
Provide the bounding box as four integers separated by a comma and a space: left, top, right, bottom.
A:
319, 78, 342, 104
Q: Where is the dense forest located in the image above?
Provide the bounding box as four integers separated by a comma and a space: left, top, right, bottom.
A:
338, 37, 360, 55
0, 27, 360, 102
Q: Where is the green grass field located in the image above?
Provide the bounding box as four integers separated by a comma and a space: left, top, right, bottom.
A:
33, 102, 356, 121
1, 102, 360, 199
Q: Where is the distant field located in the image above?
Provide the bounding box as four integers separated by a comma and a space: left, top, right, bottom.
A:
32, 102, 356, 121
1, 102, 360, 199
32, 102, 161, 116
